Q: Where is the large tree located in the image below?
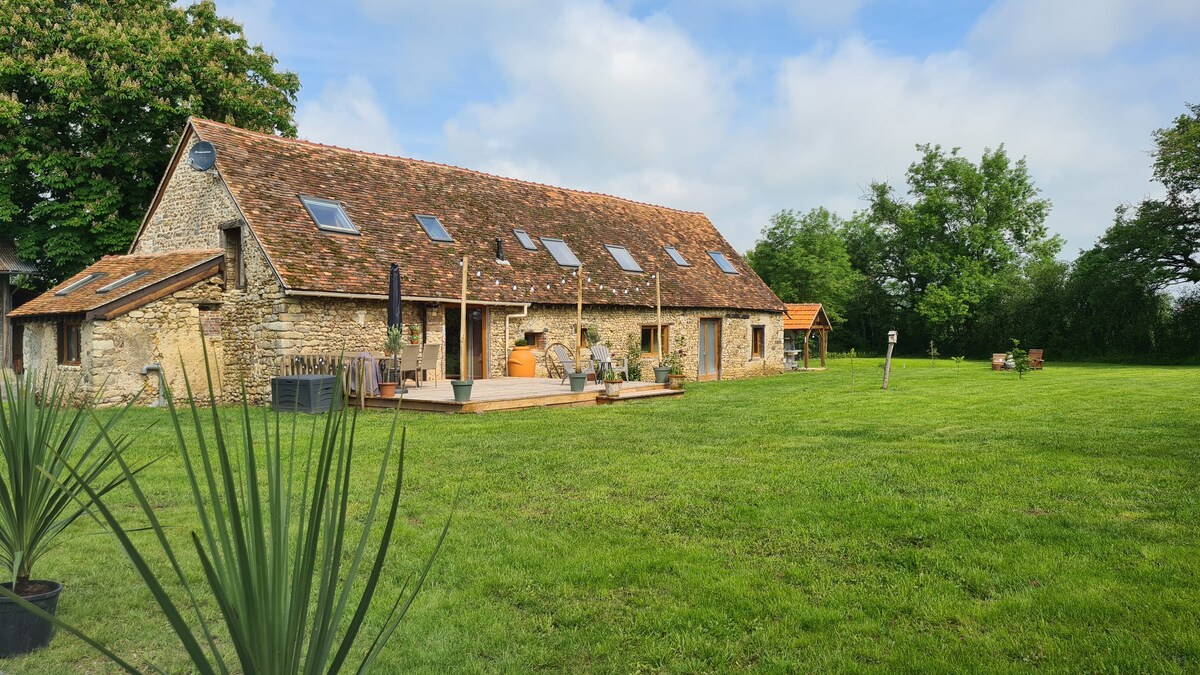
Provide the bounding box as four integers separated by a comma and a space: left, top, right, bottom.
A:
746, 207, 862, 323
864, 144, 1057, 344
1094, 103, 1200, 290
0, 0, 299, 284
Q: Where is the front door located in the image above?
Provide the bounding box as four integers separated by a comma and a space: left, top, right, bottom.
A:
698, 318, 721, 381
445, 305, 487, 380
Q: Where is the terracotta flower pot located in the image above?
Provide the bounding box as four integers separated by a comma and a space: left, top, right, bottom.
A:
378, 382, 397, 398
667, 374, 686, 390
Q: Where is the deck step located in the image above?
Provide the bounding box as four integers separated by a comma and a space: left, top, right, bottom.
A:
597, 387, 684, 403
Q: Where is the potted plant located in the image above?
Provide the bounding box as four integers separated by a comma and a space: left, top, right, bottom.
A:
625, 333, 644, 382
406, 323, 421, 344
602, 371, 623, 397
379, 325, 404, 398
664, 337, 686, 390
0, 371, 136, 657
507, 338, 537, 378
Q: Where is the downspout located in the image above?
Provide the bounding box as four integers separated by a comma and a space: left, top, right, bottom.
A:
140, 363, 167, 407
504, 303, 530, 376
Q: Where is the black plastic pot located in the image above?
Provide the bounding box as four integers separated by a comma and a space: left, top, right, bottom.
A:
0, 580, 62, 658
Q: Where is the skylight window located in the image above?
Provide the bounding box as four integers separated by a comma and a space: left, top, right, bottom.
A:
513, 229, 537, 250
540, 237, 581, 267
708, 251, 738, 274
605, 245, 643, 273
55, 273, 106, 296
415, 214, 453, 242
96, 270, 150, 293
663, 245, 689, 267
300, 196, 358, 234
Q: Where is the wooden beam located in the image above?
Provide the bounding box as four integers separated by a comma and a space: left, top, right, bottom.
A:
803, 330, 810, 369
820, 329, 827, 368
460, 256, 469, 380
576, 264, 583, 367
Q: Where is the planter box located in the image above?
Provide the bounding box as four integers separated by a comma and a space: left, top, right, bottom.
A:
271, 375, 341, 413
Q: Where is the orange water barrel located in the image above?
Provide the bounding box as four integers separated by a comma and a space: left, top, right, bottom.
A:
507, 345, 537, 377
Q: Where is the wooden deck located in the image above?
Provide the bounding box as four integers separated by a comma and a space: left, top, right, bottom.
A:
357, 377, 683, 413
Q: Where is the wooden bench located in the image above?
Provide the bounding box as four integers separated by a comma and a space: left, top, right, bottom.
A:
1029, 349, 1044, 370
992, 353, 1007, 371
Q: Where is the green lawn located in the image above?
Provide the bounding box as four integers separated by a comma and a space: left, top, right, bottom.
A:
12, 359, 1200, 672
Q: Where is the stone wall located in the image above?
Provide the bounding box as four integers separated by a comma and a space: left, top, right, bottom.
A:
496, 305, 785, 381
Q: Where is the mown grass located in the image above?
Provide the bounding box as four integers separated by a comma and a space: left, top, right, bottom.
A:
11, 359, 1200, 672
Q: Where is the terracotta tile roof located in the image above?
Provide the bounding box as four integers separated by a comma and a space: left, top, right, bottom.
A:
11, 250, 222, 319
0, 242, 36, 274
188, 118, 785, 312
783, 303, 831, 331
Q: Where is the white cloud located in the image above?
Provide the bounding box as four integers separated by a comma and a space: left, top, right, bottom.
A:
968, 0, 1200, 63
295, 76, 402, 155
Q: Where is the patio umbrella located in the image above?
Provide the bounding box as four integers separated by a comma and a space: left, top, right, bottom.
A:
387, 262, 402, 330
387, 262, 406, 393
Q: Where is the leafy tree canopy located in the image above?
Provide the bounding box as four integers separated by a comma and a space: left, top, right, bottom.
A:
0, 0, 299, 285
864, 143, 1057, 341
746, 207, 862, 323
1097, 103, 1200, 289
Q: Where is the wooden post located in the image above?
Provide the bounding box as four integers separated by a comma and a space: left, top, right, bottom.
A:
882, 330, 897, 390
576, 264, 584, 368
820, 329, 827, 368
803, 330, 810, 369
656, 272, 662, 366
460, 256, 469, 380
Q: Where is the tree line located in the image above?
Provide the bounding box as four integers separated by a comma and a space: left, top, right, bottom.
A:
748, 104, 1200, 362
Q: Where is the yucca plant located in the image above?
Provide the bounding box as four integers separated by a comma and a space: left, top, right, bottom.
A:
2, 357, 452, 673
0, 370, 135, 592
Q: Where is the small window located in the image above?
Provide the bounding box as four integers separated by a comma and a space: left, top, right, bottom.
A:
663, 245, 689, 267
523, 331, 547, 350
605, 244, 643, 273
96, 270, 150, 294
708, 251, 738, 274
57, 318, 81, 365
751, 325, 765, 358
540, 237, 581, 267
640, 325, 669, 355
415, 214, 453, 242
55, 273, 105, 296
514, 229, 537, 250
301, 196, 358, 234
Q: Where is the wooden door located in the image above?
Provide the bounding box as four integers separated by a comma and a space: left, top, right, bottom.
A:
445, 305, 487, 380
698, 318, 721, 381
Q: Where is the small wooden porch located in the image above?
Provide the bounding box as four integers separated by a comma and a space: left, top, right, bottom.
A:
783, 303, 833, 370
359, 377, 682, 414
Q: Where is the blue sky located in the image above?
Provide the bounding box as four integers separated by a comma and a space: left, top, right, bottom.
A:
218, 0, 1200, 257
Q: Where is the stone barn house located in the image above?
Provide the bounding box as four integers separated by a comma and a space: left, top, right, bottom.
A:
12, 118, 786, 405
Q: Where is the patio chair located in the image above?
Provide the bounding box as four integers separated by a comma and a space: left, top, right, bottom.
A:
590, 344, 628, 380
1028, 348, 1044, 370
991, 353, 1006, 371
549, 343, 594, 385
419, 342, 441, 386
398, 344, 421, 387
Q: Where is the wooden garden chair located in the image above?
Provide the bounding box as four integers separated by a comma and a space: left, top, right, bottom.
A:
590, 344, 628, 380
1029, 349, 1044, 370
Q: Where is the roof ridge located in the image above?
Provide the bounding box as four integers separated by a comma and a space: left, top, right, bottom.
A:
188, 117, 708, 217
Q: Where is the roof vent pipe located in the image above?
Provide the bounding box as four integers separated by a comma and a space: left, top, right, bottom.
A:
495, 237, 505, 262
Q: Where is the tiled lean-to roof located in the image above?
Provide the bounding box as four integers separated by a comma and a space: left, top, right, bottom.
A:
783, 303, 832, 331
11, 250, 222, 320
186, 118, 785, 312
